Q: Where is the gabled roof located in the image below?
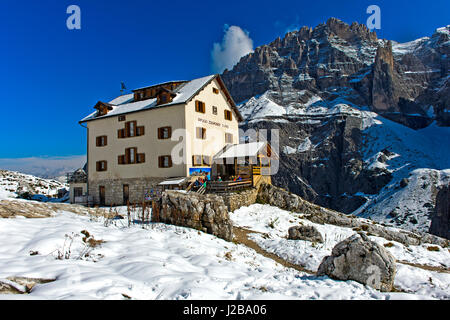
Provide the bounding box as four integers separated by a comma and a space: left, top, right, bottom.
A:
213, 142, 268, 159
79, 74, 243, 123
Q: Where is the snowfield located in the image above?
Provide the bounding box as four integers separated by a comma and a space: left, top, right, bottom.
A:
231, 204, 450, 300
0, 200, 447, 300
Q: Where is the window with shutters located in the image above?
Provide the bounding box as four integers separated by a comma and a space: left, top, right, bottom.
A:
96, 160, 107, 172
96, 135, 107, 147
118, 115, 126, 122
118, 148, 145, 165
212, 88, 219, 94
157, 126, 172, 139
195, 100, 205, 113
192, 155, 211, 166
196, 127, 206, 140
224, 110, 232, 121
118, 121, 144, 138
225, 133, 233, 144
158, 155, 172, 168
212, 106, 218, 115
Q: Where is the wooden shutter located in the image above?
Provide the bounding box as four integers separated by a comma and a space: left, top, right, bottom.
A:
118, 155, 124, 165
103, 161, 107, 171
168, 156, 172, 168
137, 126, 145, 136
137, 153, 145, 163
118, 129, 124, 139
158, 156, 162, 168
104, 136, 107, 146
125, 148, 130, 164
167, 127, 172, 139
96, 161, 100, 171
125, 122, 130, 137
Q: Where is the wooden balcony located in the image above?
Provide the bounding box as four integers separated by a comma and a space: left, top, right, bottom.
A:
206, 178, 253, 193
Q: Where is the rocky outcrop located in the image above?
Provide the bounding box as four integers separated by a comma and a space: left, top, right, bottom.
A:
154, 191, 233, 241
223, 19, 449, 127
430, 185, 450, 240
288, 225, 323, 243
317, 233, 396, 292
257, 183, 449, 247
242, 116, 392, 214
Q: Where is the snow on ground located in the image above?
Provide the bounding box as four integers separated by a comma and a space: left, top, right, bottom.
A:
231, 204, 450, 299
0, 207, 438, 300
354, 114, 450, 232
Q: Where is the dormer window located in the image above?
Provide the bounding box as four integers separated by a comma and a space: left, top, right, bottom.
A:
94, 101, 113, 117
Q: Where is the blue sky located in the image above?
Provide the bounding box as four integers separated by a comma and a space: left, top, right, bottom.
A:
0, 0, 448, 159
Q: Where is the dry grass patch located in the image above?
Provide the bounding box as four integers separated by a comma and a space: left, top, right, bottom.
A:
0, 200, 110, 219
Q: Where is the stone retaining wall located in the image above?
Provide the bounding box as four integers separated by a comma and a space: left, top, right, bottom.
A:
221, 188, 259, 212
153, 191, 233, 241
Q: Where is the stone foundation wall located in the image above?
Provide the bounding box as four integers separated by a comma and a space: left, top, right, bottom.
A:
88, 177, 165, 206
154, 191, 233, 241
221, 188, 259, 212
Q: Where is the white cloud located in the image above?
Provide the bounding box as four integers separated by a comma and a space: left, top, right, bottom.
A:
0, 155, 86, 179
211, 25, 254, 73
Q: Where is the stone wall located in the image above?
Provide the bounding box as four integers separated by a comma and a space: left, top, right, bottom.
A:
221, 188, 259, 212
153, 190, 233, 241
88, 177, 165, 206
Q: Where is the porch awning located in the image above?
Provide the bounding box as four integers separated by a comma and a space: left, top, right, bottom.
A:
213, 142, 267, 159
158, 177, 188, 185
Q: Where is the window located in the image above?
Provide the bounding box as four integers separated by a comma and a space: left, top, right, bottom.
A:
96, 160, 107, 172
196, 127, 206, 140
213, 88, 219, 94
203, 156, 211, 166
212, 106, 218, 115
119, 147, 145, 165
73, 187, 83, 198
96, 135, 107, 147
224, 110, 232, 121
158, 155, 172, 168
129, 147, 136, 163
192, 155, 202, 166
118, 115, 126, 122
195, 100, 205, 113
118, 121, 144, 138
225, 133, 233, 144
129, 121, 135, 137
158, 126, 172, 139
192, 155, 211, 166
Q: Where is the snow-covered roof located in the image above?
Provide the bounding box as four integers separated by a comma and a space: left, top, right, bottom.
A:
213, 142, 267, 159
158, 177, 188, 185
80, 74, 244, 123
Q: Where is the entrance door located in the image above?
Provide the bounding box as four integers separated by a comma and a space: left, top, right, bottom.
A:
123, 184, 129, 205
99, 186, 105, 206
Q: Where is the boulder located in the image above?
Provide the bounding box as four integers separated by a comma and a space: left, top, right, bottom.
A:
288, 225, 324, 243
154, 191, 233, 241
317, 233, 396, 292
430, 185, 450, 240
